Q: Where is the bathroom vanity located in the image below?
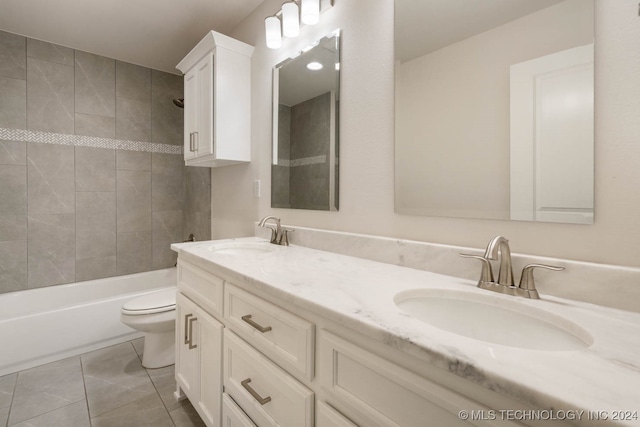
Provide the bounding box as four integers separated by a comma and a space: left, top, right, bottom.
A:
171, 237, 640, 427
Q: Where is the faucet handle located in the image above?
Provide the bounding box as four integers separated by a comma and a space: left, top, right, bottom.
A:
459, 254, 494, 286
278, 228, 295, 246
518, 264, 565, 299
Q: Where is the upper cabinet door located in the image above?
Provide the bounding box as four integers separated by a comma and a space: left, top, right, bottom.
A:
176, 31, 254, 168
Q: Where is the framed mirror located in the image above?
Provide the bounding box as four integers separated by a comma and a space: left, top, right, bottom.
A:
272, 30, 341, 211
395, 0, 594, 224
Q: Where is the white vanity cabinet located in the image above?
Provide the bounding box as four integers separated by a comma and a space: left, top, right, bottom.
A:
175, 254, 531, 427
176, 31, 253, 167
175, 261, 225, 427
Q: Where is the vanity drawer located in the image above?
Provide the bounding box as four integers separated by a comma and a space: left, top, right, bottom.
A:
318, 330, 521, 427
224, 283, 314, 379
317, 401, 358, 427
178, 260, 224, 318
223, 330, 314, 427
222, 393, 257, 427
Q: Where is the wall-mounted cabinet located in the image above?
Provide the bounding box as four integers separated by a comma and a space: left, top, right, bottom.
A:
177, 31, 254, 167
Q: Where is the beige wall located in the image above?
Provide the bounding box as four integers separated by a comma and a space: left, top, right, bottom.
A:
213, 0, 640, 268
395, 0, 593, 219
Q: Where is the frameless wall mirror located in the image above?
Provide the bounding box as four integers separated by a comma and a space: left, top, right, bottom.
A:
272, 30, 340, 211
395, 0, 594, 224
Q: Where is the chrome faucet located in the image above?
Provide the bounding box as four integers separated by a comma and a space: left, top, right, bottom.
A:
257, 216, 293, 246
460, 236, 564, 299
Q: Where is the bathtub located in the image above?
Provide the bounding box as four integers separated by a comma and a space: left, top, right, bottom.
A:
0, 268, 176, 376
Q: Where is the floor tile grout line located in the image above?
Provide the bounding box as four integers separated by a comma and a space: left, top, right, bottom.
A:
78, 350, 92, 427
4, 372, 18, 427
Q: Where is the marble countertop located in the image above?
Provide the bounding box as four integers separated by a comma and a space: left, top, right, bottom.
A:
172, 237, 640, 426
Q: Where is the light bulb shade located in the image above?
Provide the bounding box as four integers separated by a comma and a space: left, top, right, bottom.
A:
265, 16, 282, 49
301, 0, 320, 25
281, 1, 300, 38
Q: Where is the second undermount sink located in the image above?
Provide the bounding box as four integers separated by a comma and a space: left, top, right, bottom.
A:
209, 241, 276, 255
395, 289, 592, 351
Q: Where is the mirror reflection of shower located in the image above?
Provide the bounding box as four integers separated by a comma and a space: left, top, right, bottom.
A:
172, 98, 184, 108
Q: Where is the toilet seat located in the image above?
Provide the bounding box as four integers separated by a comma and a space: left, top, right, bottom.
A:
121, 288, 176, 315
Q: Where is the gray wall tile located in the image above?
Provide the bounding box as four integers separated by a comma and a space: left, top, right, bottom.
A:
116, 230, 152, 275
75, 113, 115, 138
75, 147, 115, 192
116, 150, 151, 171
0, 214, 26, 242
152, 210, 182, 269
74, 51, 115, 118
76, 257, 116, 282
152, 153, 183, 212
27, 143, 75, 214
151, 70, 183, 145
0, 30, 26, 80
28, 213, 75, 287
0, 164, 27, 242
184, 166, 211, 213
0, 140, 26, 165
0, 164, 27, 216
116, 170, 151, 232
27, 58, 74, 133
0, 240, 27, 293
116, 97, 151, 141
116, 61, 151, 101
76, 192, 116, 259
0, 76, 26, 129
26, 39, 74, 66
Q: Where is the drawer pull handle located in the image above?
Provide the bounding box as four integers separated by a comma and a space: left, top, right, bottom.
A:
241, 315, 272, 333
241, 378, 271, 405
188, 316, 198, 349
184, 314, 193, 344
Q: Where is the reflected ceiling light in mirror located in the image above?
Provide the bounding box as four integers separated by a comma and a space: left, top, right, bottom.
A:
282, 1, 300, 38
265, 16, 282, 49
265, 0, 334, 49
301, 0, 320, 25
306, 61, 323, 70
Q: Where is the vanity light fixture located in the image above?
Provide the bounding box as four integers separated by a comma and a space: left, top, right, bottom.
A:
282, 1, 300, 38
265, 15, 283, 49
306, 61, 323, 70
264, 0, 334, 49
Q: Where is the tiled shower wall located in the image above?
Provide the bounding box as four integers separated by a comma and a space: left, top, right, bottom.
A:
272, 92, 331, 210
0, 30, 211, 294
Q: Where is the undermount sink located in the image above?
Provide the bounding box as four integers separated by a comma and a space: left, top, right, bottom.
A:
209, 241, 275, 255
394, 289, 592, 351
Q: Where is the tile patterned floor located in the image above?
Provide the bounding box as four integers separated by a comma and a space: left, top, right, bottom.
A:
0, 339, 205, 427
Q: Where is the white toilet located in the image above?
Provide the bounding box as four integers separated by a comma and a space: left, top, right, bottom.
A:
120, 287, 177, 369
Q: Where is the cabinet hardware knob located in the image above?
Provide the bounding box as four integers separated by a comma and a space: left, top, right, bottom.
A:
241, 314, 272, 333
241, 378, 271, 405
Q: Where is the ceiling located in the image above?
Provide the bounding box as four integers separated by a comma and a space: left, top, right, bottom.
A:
395, 0, 567, 63
0, 0, 264, 74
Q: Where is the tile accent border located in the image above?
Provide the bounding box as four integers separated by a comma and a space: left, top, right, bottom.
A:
277, 154, 326, 167
0, 127, 183, 155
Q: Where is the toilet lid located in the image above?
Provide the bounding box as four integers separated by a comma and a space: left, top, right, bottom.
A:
122, 288, 176, 315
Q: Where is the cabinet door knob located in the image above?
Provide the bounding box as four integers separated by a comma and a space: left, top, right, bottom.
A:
241, 378, 271, 405
241, 314, 272, 333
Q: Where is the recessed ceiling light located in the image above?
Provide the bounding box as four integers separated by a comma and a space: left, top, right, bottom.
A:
307, 61, 323, 71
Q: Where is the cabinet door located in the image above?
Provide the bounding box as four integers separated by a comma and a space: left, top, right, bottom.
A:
176, 292, 200, 400
222, 394, 257, 427
196, 306, 223, 427
184, 69, 198, 161
196, 53, 214, 158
